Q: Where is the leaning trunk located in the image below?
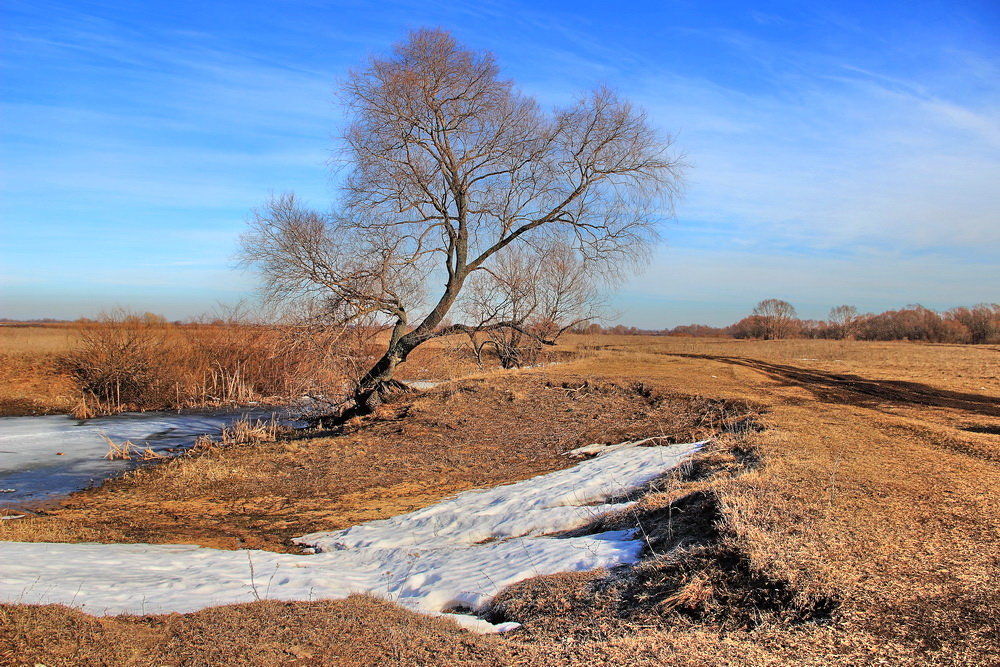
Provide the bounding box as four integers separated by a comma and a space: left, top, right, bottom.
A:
351, 340, 413, 414
348, 274, 468, 417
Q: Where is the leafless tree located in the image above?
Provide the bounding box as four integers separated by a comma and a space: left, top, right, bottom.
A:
460, 241, 603, 368
828, 305, 860, 340
240, 28, 684, 415
750, 299, 799, 340
946, 303, 1000, 344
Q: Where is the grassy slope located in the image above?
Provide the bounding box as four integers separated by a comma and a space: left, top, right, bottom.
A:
2, 336, 999, 665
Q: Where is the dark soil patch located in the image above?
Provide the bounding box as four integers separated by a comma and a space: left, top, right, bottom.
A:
667, 353, 1000, 417
618, 542, 838, 630
963, 424, 1000, 435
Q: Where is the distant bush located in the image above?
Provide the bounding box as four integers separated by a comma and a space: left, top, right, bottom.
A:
708, 301, 996, 345
855, 305, 969, 343
666, 324, 732, 337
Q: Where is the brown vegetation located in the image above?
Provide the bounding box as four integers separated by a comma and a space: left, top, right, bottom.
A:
739, 298, 799, 340
731, 301, 1000, 342
587, 301, 1000, 344
0, 317, 566, 418
1, 316, 322, 417
2, 336, 998, 664
0, 323, 79, 416
851, 303, 1000, 343
57, 311, 343, 417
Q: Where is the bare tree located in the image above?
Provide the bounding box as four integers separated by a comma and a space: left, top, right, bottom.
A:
460, 241, 603, 368
946, 303, 1000, 344
828, 304, 860, 340
240, 28, 684, 415
750, 299, 798, 340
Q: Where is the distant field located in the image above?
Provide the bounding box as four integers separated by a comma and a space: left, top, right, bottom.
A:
0, 323, 83, 353
578, 334, 1000, 395
0, 324, 79, 416
2, 333, 998, 664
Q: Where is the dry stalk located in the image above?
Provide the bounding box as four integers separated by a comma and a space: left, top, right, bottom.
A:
220, 417, 279, 446
100, 433, 135, 460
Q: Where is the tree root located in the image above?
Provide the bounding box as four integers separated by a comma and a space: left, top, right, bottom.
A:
307, 379, 413, 428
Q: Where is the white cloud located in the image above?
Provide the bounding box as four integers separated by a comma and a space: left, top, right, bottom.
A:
632, 57, 1000, 255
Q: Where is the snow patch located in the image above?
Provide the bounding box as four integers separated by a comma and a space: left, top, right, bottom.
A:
405, 380, 441, 390
0, 441, 700, 632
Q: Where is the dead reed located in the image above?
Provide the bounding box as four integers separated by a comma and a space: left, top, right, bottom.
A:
100, 433, 136, 460
219, 417, 281, 446
56, 312, 350, 417
100, 433, 166, 462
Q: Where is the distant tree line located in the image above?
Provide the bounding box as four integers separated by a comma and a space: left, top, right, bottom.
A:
11, 301, 1000, 346
578, 301, 1000, 344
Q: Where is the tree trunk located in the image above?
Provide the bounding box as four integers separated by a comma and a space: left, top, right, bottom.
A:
351, 338, 415, 414
346, 273, 468, 418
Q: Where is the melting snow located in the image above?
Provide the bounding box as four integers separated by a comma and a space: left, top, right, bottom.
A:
0, 440, 701, 632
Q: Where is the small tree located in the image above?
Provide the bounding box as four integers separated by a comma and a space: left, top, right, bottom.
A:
828, 305, 860, 339
240, 29, 684, 416
460, 241, 602, 368
750, 299, 798, 340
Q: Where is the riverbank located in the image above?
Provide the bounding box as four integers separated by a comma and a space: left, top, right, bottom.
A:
0, 408, 286, 513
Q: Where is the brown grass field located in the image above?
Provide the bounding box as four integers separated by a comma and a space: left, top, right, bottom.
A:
1, 332, 999, 665
0, 324, 80, 416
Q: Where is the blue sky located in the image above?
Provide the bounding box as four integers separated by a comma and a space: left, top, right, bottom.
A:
2, 0, 998, 327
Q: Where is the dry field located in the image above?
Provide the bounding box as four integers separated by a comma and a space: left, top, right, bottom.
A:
0, 324, 80, 415
2, 335, 999, 665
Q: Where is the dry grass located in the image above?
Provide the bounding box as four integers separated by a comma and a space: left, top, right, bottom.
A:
0, 323, 82, 354
590, 334, 1000, 392
0, 321, 560, 417
2, 336, 999, 664
0, 325, 80, 415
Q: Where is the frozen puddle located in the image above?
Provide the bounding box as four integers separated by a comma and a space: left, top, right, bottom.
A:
0, 441, 701, 632
405, 379, 441, 390
0, 410, 280, 507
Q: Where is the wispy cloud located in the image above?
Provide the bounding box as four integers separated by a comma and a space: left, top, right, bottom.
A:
628, 32, 1000, 260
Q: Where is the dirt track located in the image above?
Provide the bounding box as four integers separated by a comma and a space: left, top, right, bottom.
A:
664, 352, 1000, 417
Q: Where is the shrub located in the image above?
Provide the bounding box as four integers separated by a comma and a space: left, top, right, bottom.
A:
59, 310, 355, 416
60, 311, 177, 413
